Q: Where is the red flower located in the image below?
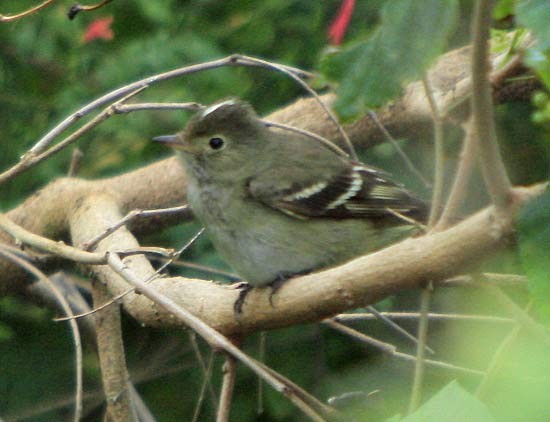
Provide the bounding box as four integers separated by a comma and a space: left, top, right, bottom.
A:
83, 16, 114, 43
328, 0, 355, 45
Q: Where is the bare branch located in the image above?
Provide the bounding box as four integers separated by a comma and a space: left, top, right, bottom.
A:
217, 355, 237, 422
366, 305, 434, 354
422, 75, 445, 228
67, 0, 114, 20
470, 0, 512, 210
0, 0, 54, 22
67, 148, 84, 177
0, 246, 83, 422
324, 319, 482, 376
408, 284, 433, 413
262, 120, 349, 158
367, 110, 431, 188
105, 252, 334, 421
334, 312, 514, 324
112, 102, 202, 114
0, 86, 147, 185
0, 212, 105, 264
191, 341, 217, 421
436, 119, 477, 230
83, 205, 189, 251
235, 55, 357, 161
92, 280, 133, 421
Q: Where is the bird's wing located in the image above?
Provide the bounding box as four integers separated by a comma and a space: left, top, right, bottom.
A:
247, 161, 428, 222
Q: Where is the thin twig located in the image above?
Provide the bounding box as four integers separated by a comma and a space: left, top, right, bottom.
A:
367, 110, 431, 188
0, 240, 40, 262
324, 319, 483, 376
0, 86, 147, 185
217, 354, 237, 422
263, 120, 349, 158
0, 0, 54, 22
257, 332, 266, 415
30, 56, 306, 156
408, 285, 432, 413
6, 349, 191, 421
236, 55, 357, 160
56, 227, 204, 322
83, 205, 189, 251
67, 148, 83, 177
0, 213, 105, 264
152, 258, 238, 280
442, 272, 528, 287
113, 102, 202, 114
0, 56, 311, 185
435, 119, 477, 230
334, 312, 513, 324
192, 348, 216, 422
408, 74, 443, 413
253, 359, 335, 420
366, 306, 434, 354
0, 246, 83, 422
67, 0, 113, 20
385, 207, 427, 229
470, 0, 512, 211
189, 332, 218, 411
422, 76, 445, 228
106, 253, 334, 421
324, 319, 397, 353
115, 246, 175, 259
147, 227, 205, 278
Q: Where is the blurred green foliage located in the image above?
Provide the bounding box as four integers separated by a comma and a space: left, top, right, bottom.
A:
519, 190, 550, 321
1, 0, 549, 421
321, 0, 459, 119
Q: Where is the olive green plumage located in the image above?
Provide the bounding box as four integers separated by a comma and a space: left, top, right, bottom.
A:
154, 99, 428, 286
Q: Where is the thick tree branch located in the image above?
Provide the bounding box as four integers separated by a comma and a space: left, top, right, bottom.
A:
92, 281, 134, 422
65, 183, 544, 337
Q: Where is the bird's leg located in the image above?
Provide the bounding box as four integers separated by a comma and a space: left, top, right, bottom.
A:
233, 269, 314, 314
233, 282, 253, 314
268, 269, 313, 306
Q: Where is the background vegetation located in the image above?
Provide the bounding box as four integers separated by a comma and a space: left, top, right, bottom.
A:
1, 0, 549, 421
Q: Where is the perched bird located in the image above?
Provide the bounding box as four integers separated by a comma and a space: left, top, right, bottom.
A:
154, 99, 428, 310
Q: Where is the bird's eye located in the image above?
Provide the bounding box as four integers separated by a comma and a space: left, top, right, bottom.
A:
208, 137, 225, 150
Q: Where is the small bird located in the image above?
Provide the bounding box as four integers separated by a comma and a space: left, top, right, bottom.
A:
154, 99, 428, 311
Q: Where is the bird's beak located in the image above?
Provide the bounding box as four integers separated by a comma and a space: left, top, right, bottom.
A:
152, 134, 181, 147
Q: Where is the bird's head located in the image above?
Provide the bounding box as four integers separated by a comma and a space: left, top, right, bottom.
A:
154, 99, 268, 180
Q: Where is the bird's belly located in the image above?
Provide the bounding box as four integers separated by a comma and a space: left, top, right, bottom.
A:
204, 206, 374, 286
187, 182, 407, 286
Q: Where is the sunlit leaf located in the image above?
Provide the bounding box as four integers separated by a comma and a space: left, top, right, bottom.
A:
517, 0, 550, 50
397, 381, 494, 422
518, 188, 550, 322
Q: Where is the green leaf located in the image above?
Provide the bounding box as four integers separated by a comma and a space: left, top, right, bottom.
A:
397, 381, 494, 422
525, 47, 550, 90
493, 0, 515, 20
321, 0, 459, 120
517, 0, 550, 90
518, 188, 550, 321
517, 0, 550, 50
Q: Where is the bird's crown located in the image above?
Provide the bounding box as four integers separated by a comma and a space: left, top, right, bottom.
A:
184, 98, 262, 140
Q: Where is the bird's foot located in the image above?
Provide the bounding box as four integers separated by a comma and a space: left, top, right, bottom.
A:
233, 282, 253, 314
268, 269, 313, 306
232, 269, 313, 314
